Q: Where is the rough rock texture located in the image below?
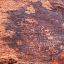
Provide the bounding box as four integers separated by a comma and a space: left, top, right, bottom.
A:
53, 51, 64, 64
49, 0, 64, 64
48, 0, 64, 8
0, 0, 64, 64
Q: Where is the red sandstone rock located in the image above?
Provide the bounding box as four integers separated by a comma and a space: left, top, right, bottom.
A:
48, 0, 64, 8
0, 0, 64, 64
53, 51, 64, 64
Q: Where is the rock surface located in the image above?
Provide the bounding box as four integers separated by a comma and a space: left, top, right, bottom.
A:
0, 0, 64, 64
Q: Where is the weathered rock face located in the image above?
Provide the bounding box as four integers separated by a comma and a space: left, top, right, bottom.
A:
48, 1, 64, 64
5, 1, 63, 60
53, 51, 64, 64
48, 0, 64, 8
0, 0, 64, 64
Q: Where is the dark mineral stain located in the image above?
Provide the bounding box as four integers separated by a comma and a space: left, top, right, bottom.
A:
2, 1, 64, 61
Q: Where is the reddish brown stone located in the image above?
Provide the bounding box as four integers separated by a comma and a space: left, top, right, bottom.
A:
0, 0, 64, 64
53, 51, 64, 64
